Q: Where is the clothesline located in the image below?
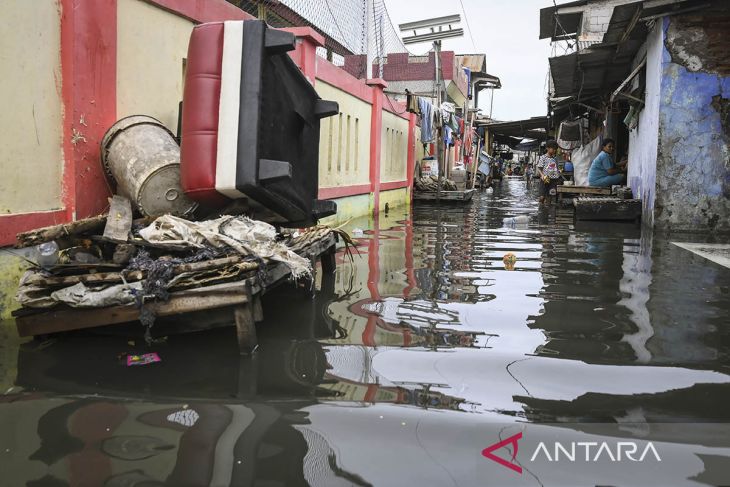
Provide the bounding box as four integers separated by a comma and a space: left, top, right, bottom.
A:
407, 95, 471, 146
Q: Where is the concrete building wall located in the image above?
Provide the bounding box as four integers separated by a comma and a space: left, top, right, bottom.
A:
379, 188, 409, 213
381, 111, 408, 183
654, 16, 730, 233
628, 21, 663, 228
316, 81, 372, 189
117, 0, 195, 133
577, 0, 639, 43
0, 0, 64, 214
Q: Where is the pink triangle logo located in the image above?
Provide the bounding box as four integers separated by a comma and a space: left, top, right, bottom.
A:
481, 432, 523, 474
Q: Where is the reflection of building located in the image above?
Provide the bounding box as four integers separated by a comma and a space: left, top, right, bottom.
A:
325, 297, 486, 348
319, 344, 476, 411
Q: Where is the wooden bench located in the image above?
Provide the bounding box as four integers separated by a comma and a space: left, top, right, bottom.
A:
556, 185, 612, 205
413, 189, 475, 202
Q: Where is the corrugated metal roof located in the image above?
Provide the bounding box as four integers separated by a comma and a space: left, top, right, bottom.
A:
548, 1, 653, 100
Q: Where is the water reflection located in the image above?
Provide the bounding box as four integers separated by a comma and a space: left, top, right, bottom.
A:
2, 178, 730, 485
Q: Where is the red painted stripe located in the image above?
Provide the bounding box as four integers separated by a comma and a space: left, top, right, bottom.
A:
406, 113, 416, 197
0, 210, 68, 247
71, 0, 117, 219
60, 0, 75, 223
361, 315, 379, 348
380, 180, 408, 192
318, 184, 371, 200
142, 0, 253, 23
368, 82, 384, 214
283, 27, 323, 85
317, 59, 374, 105
283, 27, 324, 47
363, 383, 380, 402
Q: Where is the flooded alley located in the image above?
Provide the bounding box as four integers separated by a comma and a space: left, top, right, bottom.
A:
2, 177, 729, 486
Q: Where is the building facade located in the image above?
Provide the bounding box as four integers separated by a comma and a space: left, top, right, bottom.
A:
0, 0, 420, 318
543, 0, 729, 232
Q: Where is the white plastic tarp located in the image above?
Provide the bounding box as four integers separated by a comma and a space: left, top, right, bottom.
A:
572, 135, 603, 186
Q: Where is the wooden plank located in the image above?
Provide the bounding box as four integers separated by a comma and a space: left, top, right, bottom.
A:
16, 214, 108, 248
102, 195, 133, 243
557, 186, 612, 195
252, 294, 264, 322
289, 232, 337, 259
23, 256, 258, 289
16, 281, 250, 337
234, 303, 258, 355
414, 189, 475, 201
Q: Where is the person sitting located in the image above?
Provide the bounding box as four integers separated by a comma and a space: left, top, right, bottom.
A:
588, 139, 627, 187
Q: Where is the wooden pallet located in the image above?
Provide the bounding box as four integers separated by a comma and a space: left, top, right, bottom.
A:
14, 233, 337, 355
557, 185, 612, 203
413, 189, 475, 202
574, 196, 642, 222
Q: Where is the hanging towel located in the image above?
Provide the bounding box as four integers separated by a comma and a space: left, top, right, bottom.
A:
418, 97, 434, 143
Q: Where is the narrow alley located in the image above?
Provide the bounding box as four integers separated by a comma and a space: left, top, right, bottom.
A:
2, 177, 729, 486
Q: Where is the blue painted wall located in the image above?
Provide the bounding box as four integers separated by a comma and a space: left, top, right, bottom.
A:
655, 17, 730, 232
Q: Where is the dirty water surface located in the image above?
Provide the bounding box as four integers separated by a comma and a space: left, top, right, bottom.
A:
1, 178, 730, 486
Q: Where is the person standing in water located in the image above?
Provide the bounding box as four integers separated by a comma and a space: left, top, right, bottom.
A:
536, 140, 561, 204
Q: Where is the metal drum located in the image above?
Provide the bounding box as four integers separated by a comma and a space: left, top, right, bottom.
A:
101, 115, 197, 217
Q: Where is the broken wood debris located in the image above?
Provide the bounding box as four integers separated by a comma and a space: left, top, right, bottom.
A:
16, 215, 108, 248
415, 175, 458, 192
13, 197, 341, 354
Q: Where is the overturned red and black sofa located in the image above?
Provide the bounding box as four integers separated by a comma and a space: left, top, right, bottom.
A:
180, 20, 339, 226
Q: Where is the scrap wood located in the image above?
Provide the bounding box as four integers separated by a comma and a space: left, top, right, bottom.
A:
15, 281, 252, 337
138, 215, 312, 279
16, 214, 107, 248
20, 256, 258, 289
283, 226, 335, 252
16, 257, 261, 309
415, 175, 458, 192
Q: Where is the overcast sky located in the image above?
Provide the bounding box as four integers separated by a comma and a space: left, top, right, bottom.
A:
382, 0, 553, 122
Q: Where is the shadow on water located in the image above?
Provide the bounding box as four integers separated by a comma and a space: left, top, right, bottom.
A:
2, 177, 730, 485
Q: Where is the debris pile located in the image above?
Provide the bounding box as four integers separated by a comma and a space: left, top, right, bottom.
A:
414, 175, 458, 192
14, 195, 339, 342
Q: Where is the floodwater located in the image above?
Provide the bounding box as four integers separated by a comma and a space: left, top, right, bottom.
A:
2, 177, 730, 486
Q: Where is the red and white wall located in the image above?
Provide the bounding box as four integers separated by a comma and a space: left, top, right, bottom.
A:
0, 0, 418, 246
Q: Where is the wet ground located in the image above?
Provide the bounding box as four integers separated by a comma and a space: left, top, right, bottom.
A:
1, 177, 730, 486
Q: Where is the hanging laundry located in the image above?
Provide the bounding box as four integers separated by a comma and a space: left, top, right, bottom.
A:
463, 67, 472, 98
418, 97, 435, 143
440, 102, 456, 127
455, 116, 463, 136
444, 125, 454, 146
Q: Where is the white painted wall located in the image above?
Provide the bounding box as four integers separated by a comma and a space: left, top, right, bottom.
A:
627, 21, 663, 227
0, 0, 63, 214
316, 81, 372, 188
117, 0, 194, 133
381, 111, 409, 183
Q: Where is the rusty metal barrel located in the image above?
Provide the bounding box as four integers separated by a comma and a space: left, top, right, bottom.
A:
101, 115, 197, 217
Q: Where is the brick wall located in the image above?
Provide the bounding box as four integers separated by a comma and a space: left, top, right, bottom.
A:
373, 51, 457, 81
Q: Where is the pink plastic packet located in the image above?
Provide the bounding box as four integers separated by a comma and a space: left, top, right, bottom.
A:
126, 352, 161, 366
